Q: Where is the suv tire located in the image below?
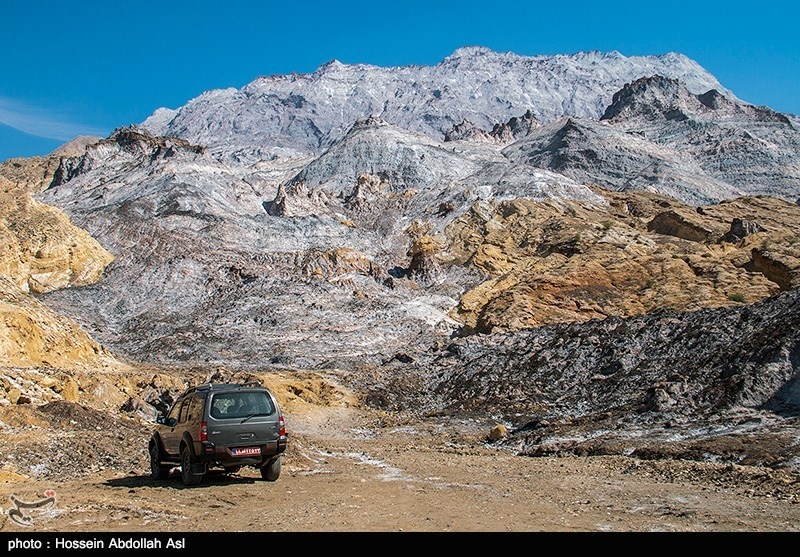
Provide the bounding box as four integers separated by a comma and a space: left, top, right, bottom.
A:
261, 456, 281, 481
180, 444, 203, 486
149, 442, 171, 480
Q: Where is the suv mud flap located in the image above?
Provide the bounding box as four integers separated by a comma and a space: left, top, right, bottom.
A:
192, 461, 207, 476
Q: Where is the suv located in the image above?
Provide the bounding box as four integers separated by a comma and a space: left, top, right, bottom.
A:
148, 381, 287, 486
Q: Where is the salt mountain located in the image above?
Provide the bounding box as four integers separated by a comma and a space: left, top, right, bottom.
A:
16, 47, 800, 470
140, 47, 729, 160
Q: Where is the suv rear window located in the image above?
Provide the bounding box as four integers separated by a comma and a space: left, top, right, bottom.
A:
209, 391, 275, 419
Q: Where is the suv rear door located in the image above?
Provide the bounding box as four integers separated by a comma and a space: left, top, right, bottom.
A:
161, 394, 205, 457
207, 390, 281, 451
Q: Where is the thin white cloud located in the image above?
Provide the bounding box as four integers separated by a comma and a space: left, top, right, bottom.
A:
0, 97, 108, 141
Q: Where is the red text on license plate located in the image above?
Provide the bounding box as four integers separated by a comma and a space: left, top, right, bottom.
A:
232, 447, 260, 456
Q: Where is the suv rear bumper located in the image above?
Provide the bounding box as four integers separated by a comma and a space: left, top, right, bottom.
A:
199, 439, 286, 465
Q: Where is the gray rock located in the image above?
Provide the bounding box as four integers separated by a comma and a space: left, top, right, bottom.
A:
601, 76, 800, 202
141, 47, 732, 162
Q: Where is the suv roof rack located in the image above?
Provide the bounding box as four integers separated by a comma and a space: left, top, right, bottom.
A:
186, 380, 264, 393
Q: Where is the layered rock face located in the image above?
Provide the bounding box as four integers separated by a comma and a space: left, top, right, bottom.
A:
0, 176, 115, 368
446, 191, 800, 334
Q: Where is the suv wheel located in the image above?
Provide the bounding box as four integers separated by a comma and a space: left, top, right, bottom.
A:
260, 457, 281, 481
149, 441, 171, 480
180, 445, 203, 486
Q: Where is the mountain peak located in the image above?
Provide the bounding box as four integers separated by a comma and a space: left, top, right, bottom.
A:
571, 49, 625, 60
655, 51, 693, 63
601, 73, 791, 128
438, 46, 520, 68
315, 58, 346, 74
601, 74, 687, 120
443, 45, 500, 59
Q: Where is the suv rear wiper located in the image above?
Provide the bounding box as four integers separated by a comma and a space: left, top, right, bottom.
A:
240, 414, 258, 424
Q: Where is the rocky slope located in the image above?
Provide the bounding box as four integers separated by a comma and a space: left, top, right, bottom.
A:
0, 175, 116, 371
445, 190, 800, 334
502, 76, 800, 204
33, 120, 612, 370
374, 287, 800, 472
601, 76, 800, 201
1, 47, 799, 479
33, 118, 800, 371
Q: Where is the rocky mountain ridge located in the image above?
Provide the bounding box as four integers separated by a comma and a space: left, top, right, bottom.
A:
141, 47, 734, 162
1, 47, 800, 477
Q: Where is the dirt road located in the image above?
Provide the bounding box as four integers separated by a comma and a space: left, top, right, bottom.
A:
1, 404, 799, 536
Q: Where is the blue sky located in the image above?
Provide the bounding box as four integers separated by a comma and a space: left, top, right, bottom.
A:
2, 0, 799, 162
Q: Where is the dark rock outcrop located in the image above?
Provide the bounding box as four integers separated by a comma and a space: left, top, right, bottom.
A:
366, 288, 800, 471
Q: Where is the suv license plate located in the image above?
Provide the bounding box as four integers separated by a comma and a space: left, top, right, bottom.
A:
231, 447, 261, 456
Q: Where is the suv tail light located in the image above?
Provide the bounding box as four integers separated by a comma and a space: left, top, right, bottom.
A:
277, 415, 287, 452
278, 416, 286, 439
199, 421, 208, 442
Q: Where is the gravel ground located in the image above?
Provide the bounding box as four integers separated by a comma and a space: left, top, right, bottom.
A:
1, 401, 799, 534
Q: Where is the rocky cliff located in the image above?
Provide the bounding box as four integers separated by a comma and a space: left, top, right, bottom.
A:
0, 175, 115, 369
